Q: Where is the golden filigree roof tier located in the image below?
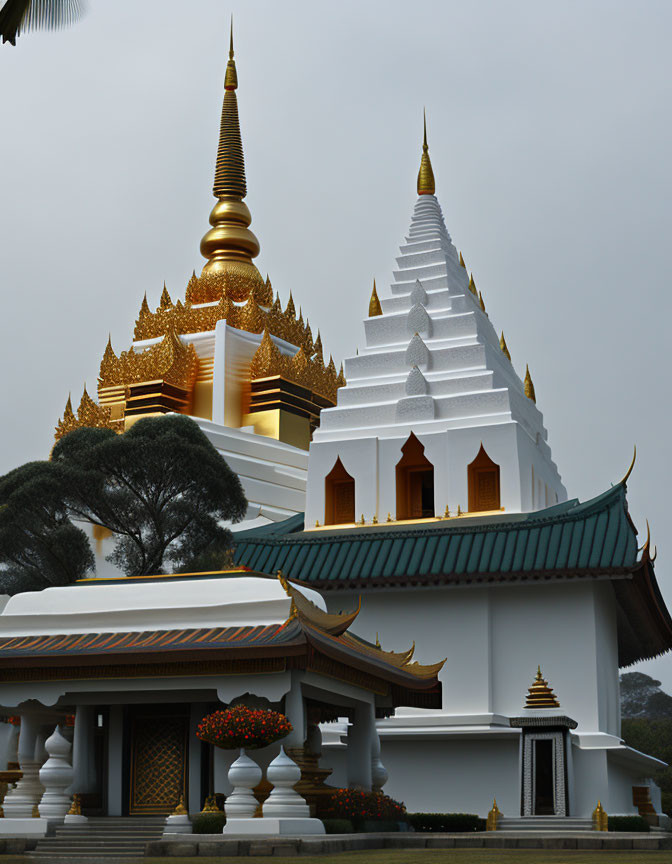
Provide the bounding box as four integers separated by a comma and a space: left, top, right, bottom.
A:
524, 666, 560, 709
98, 330, 198, 391
134, 284, 317, 354
200, 20, 263, 299
55, 389, 114, 441
250, 329, 342, 402
417, 110, 435, 196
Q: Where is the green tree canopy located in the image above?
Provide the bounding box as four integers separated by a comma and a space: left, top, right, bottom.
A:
51, 415, 247, 577
0, 460, 94, 593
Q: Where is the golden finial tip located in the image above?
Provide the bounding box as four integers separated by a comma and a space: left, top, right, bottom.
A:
417, 110, 435, 195
229, 14, 234, 59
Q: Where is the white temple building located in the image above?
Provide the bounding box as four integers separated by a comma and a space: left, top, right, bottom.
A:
0, 28, 670, 837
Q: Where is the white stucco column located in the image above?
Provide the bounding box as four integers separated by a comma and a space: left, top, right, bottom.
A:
3, 715, 45, 817
283, 675, 306, 749
370, 722, 388, 792
347, 702, 374, 791
70, 706, 96, 795
107, 706, 123, 816
189, 703, 207, 814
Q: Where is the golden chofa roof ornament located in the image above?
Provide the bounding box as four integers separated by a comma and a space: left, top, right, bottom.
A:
199, 19, 264, 301
525, 666, 560, 709
499, 331, 511, 361
524, 364, 536, 403
369, 279, 382, 316
417, 110, 435, 196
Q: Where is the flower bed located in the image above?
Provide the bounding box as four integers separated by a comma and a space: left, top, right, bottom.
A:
324, 788, 407, 828
196, 705, 292, 750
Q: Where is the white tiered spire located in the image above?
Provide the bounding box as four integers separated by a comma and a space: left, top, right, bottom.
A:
307, 123, 566, 524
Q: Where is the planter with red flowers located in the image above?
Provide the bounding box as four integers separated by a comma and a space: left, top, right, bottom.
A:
197, 706, 293, 821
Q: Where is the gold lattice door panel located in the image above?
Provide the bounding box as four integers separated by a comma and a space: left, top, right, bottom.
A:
130, 715, 187, 814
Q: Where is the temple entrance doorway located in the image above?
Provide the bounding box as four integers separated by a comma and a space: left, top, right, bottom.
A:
533, 739, 554, 815
325, 457, 355, 525
396, 434, 434, 520
128, 707, 188, 815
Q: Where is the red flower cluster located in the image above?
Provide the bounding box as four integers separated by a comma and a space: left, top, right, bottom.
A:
325, 788, 407, 821
7, 716, 20, 726
64, 714, 75, 727
196, 706, 292, 751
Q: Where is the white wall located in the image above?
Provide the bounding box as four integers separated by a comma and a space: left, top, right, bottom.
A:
327, 580, 620, 732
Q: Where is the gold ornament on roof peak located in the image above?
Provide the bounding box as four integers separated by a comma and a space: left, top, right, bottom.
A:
200, 19, 264, 299
369, 279, 382, 317
417, 109, 435, 196
468, 273, 478, 297
525, 666, 560, 709
459, 251, 466, 269
499, 332, 511, 361
479, 291, 486, 313
524, 364, 536, 403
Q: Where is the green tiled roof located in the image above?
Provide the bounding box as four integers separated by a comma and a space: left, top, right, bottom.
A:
233, 485, 672, 666
234, 485, 638, 587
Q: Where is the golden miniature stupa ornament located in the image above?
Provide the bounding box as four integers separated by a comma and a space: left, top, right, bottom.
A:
524, 364, 536, 403
525, 666, 560, 709
199, 17, 264, 300
369, 279, 382, 317
417, 109, 435, 195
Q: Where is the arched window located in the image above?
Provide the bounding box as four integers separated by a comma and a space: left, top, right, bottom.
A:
325, 457, 355, 525
396, 433, 435, 520
468, 444, 501, 512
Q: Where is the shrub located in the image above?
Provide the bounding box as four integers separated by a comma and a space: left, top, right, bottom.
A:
322, 818, 354, 834
196, 706, 292, 750
324, 789, 407, 823
407, 812, 485, 832
192, 812, 226, 834
607, 815, 650, 833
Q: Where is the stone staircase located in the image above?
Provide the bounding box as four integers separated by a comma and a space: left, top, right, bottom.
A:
498, 816, 594, 832
29, 816, 166, 861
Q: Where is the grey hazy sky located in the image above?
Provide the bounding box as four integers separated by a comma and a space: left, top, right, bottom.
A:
1, 0, 671, 690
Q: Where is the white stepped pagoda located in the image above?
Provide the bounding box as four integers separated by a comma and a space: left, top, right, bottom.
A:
307, 117, 566, 528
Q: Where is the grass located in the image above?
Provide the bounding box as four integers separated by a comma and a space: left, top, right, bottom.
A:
1, 853, 668, 864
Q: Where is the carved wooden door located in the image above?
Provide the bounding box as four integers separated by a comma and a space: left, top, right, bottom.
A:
129, 713, 188, 814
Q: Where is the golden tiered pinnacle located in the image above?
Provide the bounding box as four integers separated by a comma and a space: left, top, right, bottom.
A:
369, 279, 382, 316
525, 666, 560, 709
200, 18, 264, 295
499, 332, 511, 361
417, 109, 435, 196
524, 364, 536, 403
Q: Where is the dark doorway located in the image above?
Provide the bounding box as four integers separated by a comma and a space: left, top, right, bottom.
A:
324, 457, 355, 525
396, 434, 435, 520
534, 739, 555, 815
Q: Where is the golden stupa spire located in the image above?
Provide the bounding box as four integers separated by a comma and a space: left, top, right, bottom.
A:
417, 109, 436, 196
525, 666, 560, 709
200, 17, 264, 298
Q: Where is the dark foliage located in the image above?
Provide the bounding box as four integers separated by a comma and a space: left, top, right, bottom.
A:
407, 813, 485, 832
620, 672, 672, 816
621, 718, 672, 816
192, 812, 226, 834
50, 416, 247, 577
621, 672, 672, 720
322, 818, 354, 834
0, 461, 94, 593
607, 815, 650, 832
